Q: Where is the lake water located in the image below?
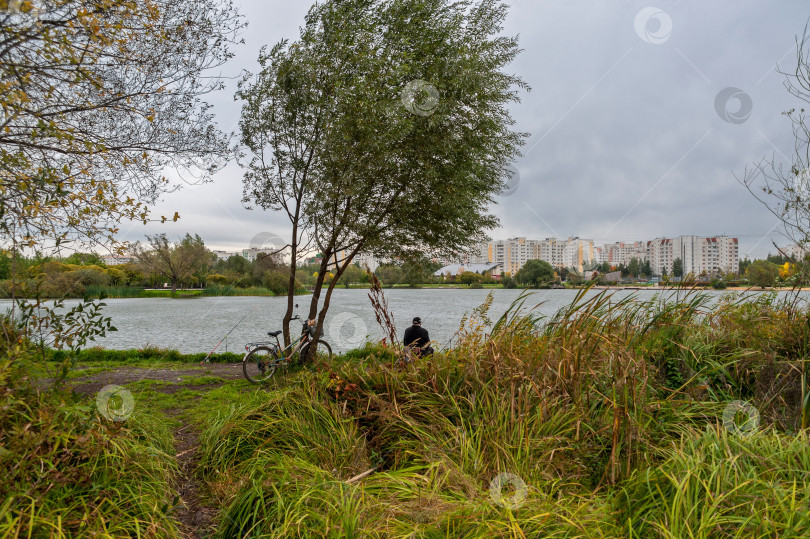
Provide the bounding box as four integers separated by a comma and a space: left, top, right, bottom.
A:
1, 288, 804, 354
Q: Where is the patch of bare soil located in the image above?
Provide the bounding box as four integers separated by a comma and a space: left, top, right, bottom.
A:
67, 363, 245, 395
62, 362, 247, 538
169, 409, 218, 539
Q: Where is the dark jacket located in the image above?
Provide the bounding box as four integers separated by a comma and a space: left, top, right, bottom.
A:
403, 325, 430, 348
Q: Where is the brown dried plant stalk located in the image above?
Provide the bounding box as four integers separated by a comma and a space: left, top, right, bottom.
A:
367, 271, 398, 346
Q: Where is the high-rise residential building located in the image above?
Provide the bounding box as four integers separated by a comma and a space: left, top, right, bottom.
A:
648, 235, 738, 276
242, 247, 284, 263
468, 243, 491, 264
777, 244, 810, 261
601, 241, 648, 267
468, 235, 738, 278
537, 238, 566, 269
354, 253, 379, 272
561, 237, 594, 272
702, 236, 738, 275
486, 237, 544, 276
671, 236, 701, 276
647, 238, 674, 276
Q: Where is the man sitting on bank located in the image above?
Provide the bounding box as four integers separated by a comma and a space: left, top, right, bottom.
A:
403, 316, 434, 358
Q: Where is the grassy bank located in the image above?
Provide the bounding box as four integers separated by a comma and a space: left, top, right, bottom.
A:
1, 285, 311, 299
82, 285, 309, 298
0, 377, 180, 537
6, 289, 810, 536
47, 346, 244, 364
195, 289, 810, 536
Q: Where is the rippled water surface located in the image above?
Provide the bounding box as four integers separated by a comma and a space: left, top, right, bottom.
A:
1, 288, 803, 354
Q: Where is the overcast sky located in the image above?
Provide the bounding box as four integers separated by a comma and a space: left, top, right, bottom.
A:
119, 0, 810, 260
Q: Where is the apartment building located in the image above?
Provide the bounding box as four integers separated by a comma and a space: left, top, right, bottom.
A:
101, 256, 133, 266
648, 235, 738, 276
474, 237, 592, 275
472, 235, 739, 278
702, 236, 738, 275
486, 237, 543, 276
601, 241, 648, 266
561, 237, 594, 272
777, 244, 809, 261
671, 236, 700, 276
211, 250, 236, 261
647, 238, 674, 276
242, 247, 284, 263
537, 238, 567, 268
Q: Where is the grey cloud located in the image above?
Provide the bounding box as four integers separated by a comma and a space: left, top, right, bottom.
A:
131, 0, 810, 260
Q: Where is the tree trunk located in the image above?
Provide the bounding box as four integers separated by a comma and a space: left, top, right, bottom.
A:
283, 223, 299, 347
310, 249, 360, 359
309, 252, 331, 322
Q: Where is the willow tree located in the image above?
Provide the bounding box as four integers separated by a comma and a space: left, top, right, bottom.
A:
0, 0, 242, 252
239, 0, 528, 353
133, 233, 210, 292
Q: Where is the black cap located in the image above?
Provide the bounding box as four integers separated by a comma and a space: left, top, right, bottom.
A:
412, 317, 421, 325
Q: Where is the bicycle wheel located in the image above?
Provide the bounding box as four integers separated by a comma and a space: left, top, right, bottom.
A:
243, 346, 282, 383
299, 340, 333, 365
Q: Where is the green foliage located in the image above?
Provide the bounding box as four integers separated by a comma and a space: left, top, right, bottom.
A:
459, 271, 483, 285
375, 264, 403, 286
14, 297, 116, 385
62, 252, 105, 266
238, 0, 528, 350
672, 257, 684, 277
615, 428, 810, 538
134, 233, 210, 292
10, 287, 810, 536
187, 289, 810, 536
336, 263, 366, 288
47, 347, 242, 364
747, 259, 780, 287
0, 379, 179, 537
207, 273, 229, 285
263, 270, 292, 295
711, 277, 727, 289
0, 0, 241, 250
514, 259, 555, 287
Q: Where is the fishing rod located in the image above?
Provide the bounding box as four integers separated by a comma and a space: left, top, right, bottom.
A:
439, 328, 462, 352
418, 313, 460, 352
200, 305, 258, 365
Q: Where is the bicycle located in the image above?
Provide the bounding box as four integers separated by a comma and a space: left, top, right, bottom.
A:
242, 314, 333, 383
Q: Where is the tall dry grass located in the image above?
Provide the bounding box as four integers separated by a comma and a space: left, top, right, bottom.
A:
196, 288, 810, 537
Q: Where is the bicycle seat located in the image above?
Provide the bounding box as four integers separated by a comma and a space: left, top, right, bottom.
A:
267, 330, 282, 337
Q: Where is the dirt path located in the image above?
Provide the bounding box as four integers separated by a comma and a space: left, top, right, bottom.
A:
67, 363, 247, 538
67, 363, 245, 395
169, 410, 218, 538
